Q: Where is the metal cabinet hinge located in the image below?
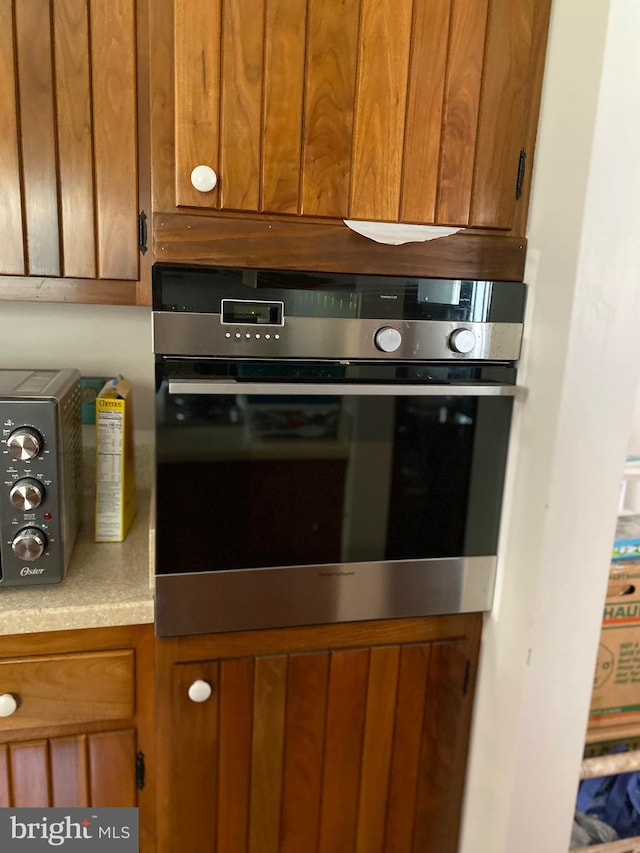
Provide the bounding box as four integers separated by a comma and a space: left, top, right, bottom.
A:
136, 751, 146, 790
515, 149, 527, 200
138, 211, 148, 255
463, 659, 471, 696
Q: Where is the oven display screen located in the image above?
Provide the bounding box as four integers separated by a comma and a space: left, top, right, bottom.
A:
221, 299, 284, 325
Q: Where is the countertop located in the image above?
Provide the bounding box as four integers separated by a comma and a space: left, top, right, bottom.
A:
0, 490, 154, 637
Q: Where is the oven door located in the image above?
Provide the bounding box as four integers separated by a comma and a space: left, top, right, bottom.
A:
154, 372, 515, 636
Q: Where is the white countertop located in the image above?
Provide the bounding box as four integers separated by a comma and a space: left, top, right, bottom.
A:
0, 490, 154, 636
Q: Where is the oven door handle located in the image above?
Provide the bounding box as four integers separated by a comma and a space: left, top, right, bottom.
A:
167, 380, 516, 397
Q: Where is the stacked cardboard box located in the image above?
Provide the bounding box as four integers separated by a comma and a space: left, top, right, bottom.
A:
589, 560, 640, 732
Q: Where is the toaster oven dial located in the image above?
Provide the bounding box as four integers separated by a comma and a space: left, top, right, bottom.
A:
12, 527, 46, 561
7, 427, 42, 461
10, 478, 44, 511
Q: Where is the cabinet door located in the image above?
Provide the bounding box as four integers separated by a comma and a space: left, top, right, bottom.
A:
158, 0, 541, 229
0, 730, 137, 807
159, 627, 477, 853
0, 0, 139, 280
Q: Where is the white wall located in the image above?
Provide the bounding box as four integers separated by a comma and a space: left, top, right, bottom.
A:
0, 302, 154, 437
461, 1, 640, 851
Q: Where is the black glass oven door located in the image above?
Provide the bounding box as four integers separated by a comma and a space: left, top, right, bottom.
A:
155, 380, 514, 575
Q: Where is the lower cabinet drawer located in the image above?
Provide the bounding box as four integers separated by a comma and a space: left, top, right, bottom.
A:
0, 650, 134, 733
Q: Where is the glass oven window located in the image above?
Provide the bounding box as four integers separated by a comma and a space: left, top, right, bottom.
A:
155, 387, 513, 574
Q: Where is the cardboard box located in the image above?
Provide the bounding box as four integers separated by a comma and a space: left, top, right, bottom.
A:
94, 376, 137, 542
589, 560, 640, 730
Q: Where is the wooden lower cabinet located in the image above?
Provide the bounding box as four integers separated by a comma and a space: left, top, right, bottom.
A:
0, 625, 155, 852
156, 613, 481, 853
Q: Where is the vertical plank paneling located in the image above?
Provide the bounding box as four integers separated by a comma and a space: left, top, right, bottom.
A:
88, 730, 136, 806
384, 644, 431, 853
349, 0, 413, 222
91, 0, 138, 280
53, 0, 96, 279
174, 0, 221, 208
169, 662, 219, 848
400, 0, 452, 224
248, 655, 288, 853
412, 640, 468, 853
356, 646, 401, 853
301, 0, 360, 218
15, 0, 61, 276
219, 0, 264, 212
217, 657, 254, 853
436, 0, 489, 225
470, 0, 536, 228
280, 652, 330, 853
0, 745, 10, 806
50, 735, 90, 806
317, 648, 370, 853
0, 0, 25, 275
10, 741, 50, 806
261, 0, 307, 214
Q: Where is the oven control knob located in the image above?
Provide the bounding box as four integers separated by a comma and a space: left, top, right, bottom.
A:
374, 326, 402, 353
10, 478, 44, 511
449, 328, 476, 354
7, 427, 42, 461
12, 527, 46, 561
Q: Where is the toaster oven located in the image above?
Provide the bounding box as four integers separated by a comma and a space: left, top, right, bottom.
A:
0, 368, 82, 586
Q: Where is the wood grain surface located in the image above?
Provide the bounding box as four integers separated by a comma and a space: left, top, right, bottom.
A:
157, 614, 482, 853
0, 650, 134, 732
154, 212, 527, 281
157, 0, 549, 232
2, 0, 141, 286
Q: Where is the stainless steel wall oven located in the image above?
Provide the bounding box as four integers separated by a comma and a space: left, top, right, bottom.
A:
152, 265, 525, 637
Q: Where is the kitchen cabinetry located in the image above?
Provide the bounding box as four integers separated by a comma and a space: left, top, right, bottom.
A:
0, 0, 151, 306
156, 613, 481, 853
0, 625, 154, 852
150, 0, 551, 278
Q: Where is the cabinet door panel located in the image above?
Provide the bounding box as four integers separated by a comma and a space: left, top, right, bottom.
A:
10, 741, 50, 806
436, 0, 489, 226
384, 644, 432, 851
0, 731, 136, 809
0, 0, 25, 275
471, 0, 537, 228
174, 0, 221, 209
413, 639, 470, 853
15, 0, 61, 277
169, 661, 219, 848
50, 735, 90, 806
301, 0, 359, 218
90, 0, 139, 280
261, 0, 307, 215
161, 620, 479, 853
356, 646, 401, 853
317, 648, 370, 853
1, 0, 139, 282
54, 0, 96, 279
88, 730, 137, 807
279, 652, 329, 853
217, 657, 253, 853
349, 0, 413, 222
400, 0, 451, 224
219, 0, 264, 213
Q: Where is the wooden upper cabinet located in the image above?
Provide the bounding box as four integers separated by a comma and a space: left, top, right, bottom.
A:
0, 0, 140, 281
153, 0, 546, 231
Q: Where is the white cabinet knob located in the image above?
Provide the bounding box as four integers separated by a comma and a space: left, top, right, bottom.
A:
190, 165, 218, 193
0, 693, 18, 717
188, 680, 213, 703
